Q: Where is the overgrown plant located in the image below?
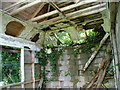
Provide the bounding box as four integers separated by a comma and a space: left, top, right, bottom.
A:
36, 47, 63, 82
1, 51, 20, 85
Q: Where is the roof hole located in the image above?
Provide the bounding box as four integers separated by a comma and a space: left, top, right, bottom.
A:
31, 33, 40, 42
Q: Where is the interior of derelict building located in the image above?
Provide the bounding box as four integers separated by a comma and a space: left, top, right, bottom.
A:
0, 0, 120, 89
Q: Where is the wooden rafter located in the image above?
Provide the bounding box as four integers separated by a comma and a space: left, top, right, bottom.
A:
10, 0, 43, 15
3, 0, 31, 11
49, 1, 75, 25
29, 3, 46, 20
29, 0, 99, 21
38, 5, 106, 29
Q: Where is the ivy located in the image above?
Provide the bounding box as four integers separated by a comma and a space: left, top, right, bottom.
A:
74, 47, 80, 57
36, 47, 63, 82
1, 51, 20, 85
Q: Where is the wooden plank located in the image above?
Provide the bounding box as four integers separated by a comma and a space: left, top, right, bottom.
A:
86, 44, 111, 88
30, 0, 99, 21
10, 0, 43, 15
20, 47, 25, 88
83, 33, 109, 72
24, 50, 33, 88
0, 33, 40, 50
96, 44, 111, 88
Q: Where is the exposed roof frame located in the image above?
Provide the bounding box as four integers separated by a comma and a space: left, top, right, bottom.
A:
29, 0, 99, 21
38, 3, 106, 29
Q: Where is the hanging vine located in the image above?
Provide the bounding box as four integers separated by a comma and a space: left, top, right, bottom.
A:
36, 46, 63, 82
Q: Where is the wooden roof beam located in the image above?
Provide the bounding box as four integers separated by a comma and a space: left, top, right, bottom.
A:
45, 19, 103, 31
38, 4, 106, 29
49, 1, 75, 25
3, 0, 31, 11
29, 0, 99, 21
10, 0, 44, 15
29, 3, 46, 19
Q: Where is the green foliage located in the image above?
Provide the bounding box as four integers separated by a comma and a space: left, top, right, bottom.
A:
73, 30, 100, 56
36, 47, 63, 81
56, 32, 72, 45
80, 30, 100, 54
74, 47, 80, 57
1, 51, 20, 85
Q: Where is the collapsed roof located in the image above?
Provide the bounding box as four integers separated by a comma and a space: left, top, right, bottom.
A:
0, 0, 108, 47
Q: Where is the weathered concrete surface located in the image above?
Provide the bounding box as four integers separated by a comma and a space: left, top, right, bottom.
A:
45, 46, 114, 88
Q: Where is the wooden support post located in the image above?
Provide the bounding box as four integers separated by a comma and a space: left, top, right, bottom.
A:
111, 29, 120, 89
31, 51, 35, 88
24, 50, 36, 88
109, 2, 120, 89
20, 47, 25, 88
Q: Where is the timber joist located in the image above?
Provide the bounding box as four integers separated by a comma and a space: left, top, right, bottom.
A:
37, 3, 106, 30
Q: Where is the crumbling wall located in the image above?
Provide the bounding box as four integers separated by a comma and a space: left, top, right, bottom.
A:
45, 46, 114, 88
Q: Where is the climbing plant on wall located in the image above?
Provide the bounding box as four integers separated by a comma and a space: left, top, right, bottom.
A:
36, 47, 63, 82
1, 50, 20, 85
